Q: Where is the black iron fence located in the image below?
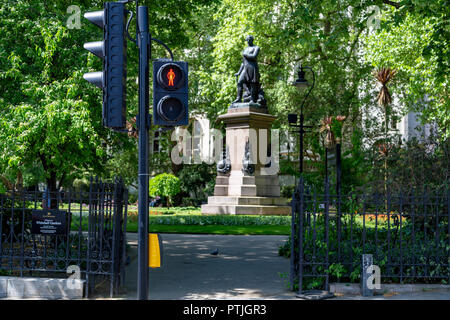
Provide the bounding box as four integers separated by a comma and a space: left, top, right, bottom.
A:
0, 177, 128, 298
290, 178, 449, 292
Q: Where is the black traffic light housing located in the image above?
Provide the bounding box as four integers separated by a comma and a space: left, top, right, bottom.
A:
83, 2, 127, 130
153, 60, 188, 126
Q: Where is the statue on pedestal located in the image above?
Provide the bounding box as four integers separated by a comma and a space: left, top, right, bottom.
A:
231, 35, 266, 108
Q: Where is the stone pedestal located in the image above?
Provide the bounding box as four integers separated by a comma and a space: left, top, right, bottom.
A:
201, 106, 290, 215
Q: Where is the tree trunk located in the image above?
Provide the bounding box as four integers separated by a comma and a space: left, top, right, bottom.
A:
45, 171, 58, 209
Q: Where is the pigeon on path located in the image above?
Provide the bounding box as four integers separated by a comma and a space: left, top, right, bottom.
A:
210, 248, 219, 256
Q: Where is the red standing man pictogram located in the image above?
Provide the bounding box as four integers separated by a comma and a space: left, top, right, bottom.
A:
167, 68, 175, 86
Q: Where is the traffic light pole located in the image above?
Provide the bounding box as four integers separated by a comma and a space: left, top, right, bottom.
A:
84, 1, 184, 300
137, 5, 150, 301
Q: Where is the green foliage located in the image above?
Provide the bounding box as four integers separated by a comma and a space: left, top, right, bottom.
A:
105, 150, 139, 189
279, 212, 449, 290
127, 192, 138, 205
177, 162, 216, 202
0, 0, 216, 192
363, 7, 449, 139
365, 130, 450, 193
328, 263, 346, 280
192, 0, 448, 192
0, 1, 127, 193
202, 0, 376, 131
0, 269, 11, 276
72, 177, 90, 193
281, 185, 295, 198
279, 159, 299, 177
149, 214, 290, 226
340, 128, 369, 192
330, 118, 344, 139
149, 173, 181, 207
0, 0, 447, 196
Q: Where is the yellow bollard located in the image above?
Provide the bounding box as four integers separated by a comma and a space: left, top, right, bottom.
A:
148, 233, 163, 268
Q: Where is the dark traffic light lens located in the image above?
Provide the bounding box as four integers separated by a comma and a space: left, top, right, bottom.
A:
157, 63, 184, 90
157, 96, 185, 123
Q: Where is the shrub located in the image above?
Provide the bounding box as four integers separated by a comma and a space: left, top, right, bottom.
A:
281, 185, 295, 198
72, 178, 90, 193
127, 192, 138, 205
149, 215, 290, 226
178, 163, 216, 202
149, 173, 181, 207
279, 214, 449, 290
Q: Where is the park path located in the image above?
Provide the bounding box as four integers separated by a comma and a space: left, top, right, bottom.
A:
121, 233, 297, 300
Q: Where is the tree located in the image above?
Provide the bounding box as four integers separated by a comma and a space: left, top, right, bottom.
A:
178, 163, 216, 202
193, 0, 381, 188
1, 0, 447, 198
374, 67, 397, 197
363, 4, 449, 139
0, 0, 215, 200
0, 1, 122, 204
149, 173, 181, 207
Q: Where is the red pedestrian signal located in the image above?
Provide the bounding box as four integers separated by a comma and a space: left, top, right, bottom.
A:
153, 60, 188, 126
167, 69, 175, 86
157, 63, 184, 90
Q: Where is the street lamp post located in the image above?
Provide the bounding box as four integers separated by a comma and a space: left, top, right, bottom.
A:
288, 65, 315, 176
288, 64, 315, 294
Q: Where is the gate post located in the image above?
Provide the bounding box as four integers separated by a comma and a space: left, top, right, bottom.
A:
361, 254, 374, 296
289, 184, 297, 291
324, 177, 330, 291
290, 177, 305, 293
297, 176, 305, 293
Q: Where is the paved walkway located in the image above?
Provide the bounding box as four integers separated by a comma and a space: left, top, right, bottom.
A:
120, 233, 298, 300
114, 233, 449, 301
333, 292, 450, 300
2, 233, 447, 300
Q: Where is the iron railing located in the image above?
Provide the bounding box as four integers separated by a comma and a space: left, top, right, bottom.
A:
291, 178, 449, 292
0, 177, 128, 298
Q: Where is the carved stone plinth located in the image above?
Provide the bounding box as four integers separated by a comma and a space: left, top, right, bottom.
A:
201, 107, 290, 215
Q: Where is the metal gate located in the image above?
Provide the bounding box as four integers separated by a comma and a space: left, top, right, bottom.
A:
290, 178, 449, 292
0, 177, 128, 298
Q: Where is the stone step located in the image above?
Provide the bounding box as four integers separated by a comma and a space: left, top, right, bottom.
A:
0, 276, 85, 299
214, 185, 229, 196
201, 204, 291, 215
228, 175, 255, 185
206, 196, 288, 206
228, 185, 257, 196
255, 185, 280, 197
214, 185, 281, 197
215, 176, 229, 185
220, 175, 280, 186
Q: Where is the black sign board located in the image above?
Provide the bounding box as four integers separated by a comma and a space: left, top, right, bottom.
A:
31, 209, 69, 235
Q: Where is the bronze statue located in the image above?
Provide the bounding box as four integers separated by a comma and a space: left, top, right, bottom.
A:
232, 35, 266, 107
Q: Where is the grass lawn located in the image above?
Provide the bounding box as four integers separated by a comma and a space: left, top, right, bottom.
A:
129, 206, 201, 214
61, 204, 398, 235
71, 219, 290, 236
69, 206, 291, 235
146, 224, 290, 235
